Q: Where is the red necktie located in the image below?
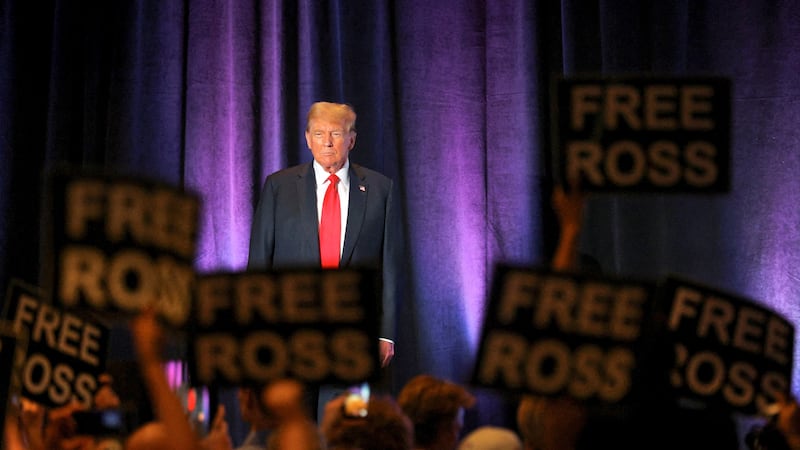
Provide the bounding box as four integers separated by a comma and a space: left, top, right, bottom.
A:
319, 174, 341, 268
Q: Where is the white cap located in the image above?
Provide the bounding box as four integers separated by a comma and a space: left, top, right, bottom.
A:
458, 426, 523, 450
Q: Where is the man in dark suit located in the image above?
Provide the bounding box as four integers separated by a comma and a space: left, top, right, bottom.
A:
248, 101, 402, 393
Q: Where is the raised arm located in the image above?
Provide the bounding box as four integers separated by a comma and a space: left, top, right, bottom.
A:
130, 307, 201, 450
550, 185, 587, 272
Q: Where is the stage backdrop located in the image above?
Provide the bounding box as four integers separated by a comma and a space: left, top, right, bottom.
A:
2, 0, 799, 439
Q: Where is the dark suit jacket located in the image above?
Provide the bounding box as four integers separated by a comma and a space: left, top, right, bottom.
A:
248, 161, 402, 341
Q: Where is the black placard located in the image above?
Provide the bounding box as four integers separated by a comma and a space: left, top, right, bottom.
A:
3, 280, 109, 408
471, 265, 655, 404
553, 75, 731, 192
43, 168, 200, 327
651, 275, 794, 415
188, 268, 381, 388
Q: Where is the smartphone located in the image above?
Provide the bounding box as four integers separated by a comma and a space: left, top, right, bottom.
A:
73, 409, 126, 436
342, 382, 370, 418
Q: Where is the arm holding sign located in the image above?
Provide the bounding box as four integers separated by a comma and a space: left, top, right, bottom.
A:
745, 393, 800, 450
512, 185, 590, 450
130, 307, 202, 450
550, 184, 587, 272
774, 393, 800, 450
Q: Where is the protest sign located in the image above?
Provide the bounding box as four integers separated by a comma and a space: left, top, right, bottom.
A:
652, 276, 794, 416
471, 265, 655, 404
553, 75, 730, 192
3, 279, 109, 408
189, 268, 381, 387
42, 168, 200, 327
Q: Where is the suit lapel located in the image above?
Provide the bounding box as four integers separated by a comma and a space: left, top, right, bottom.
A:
342, 164, 366, 265
298, 163, 320, 261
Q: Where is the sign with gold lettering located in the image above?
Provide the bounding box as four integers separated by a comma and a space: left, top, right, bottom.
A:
189, 268, 380, 387
652, 276, 793, 415
42, 168, 200, 327
553, 76, 730, 192
471, 265, 655, 404
2, 280, 108, 408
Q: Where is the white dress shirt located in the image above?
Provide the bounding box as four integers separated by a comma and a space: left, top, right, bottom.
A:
313, 160, 349, 257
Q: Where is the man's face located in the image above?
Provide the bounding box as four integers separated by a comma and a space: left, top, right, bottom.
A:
305, 117, 356, 173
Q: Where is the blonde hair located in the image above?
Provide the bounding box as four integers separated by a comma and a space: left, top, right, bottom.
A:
306, 102, 357, 132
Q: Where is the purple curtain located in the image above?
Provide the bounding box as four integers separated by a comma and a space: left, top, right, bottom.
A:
3, 0, 800, 440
